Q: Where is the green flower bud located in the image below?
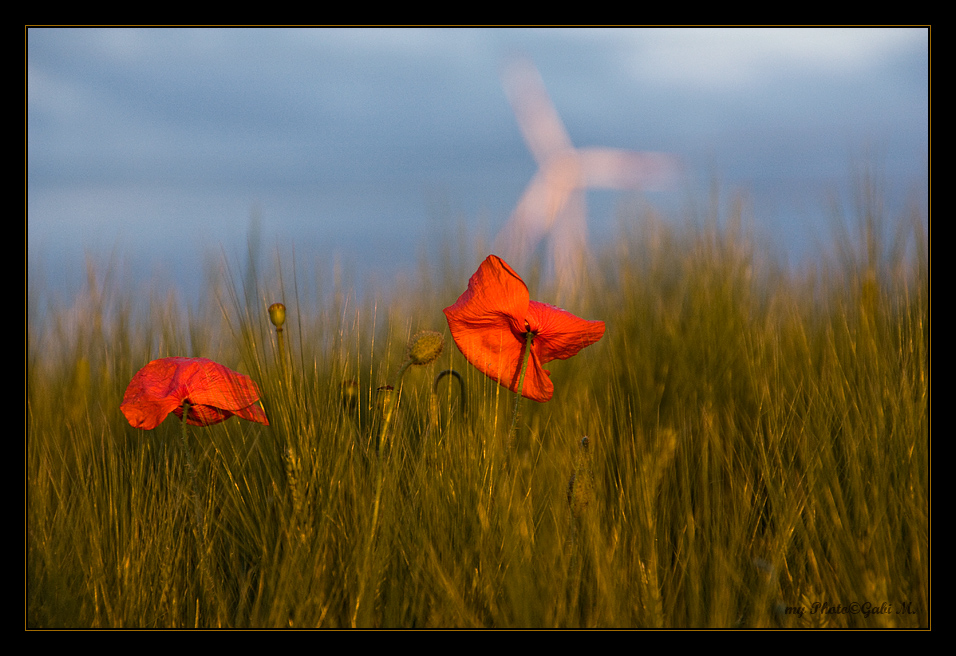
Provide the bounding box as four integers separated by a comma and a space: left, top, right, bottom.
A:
406, 330, 444, 366
268, 303, 286, 329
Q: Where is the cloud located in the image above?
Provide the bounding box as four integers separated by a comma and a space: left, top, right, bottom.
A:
626, 27, 927, 91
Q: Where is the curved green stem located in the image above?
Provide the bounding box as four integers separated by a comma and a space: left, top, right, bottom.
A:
428, 369, 465, 443
433, 369, 466, 413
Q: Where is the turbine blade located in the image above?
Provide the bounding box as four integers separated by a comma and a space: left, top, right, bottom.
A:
502, 56, 574, 164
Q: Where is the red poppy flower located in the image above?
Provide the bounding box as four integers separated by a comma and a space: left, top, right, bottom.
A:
443, 255, 605, 402
121, 357, 269, 429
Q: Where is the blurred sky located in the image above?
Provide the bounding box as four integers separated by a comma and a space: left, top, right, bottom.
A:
27, 27, 929, 305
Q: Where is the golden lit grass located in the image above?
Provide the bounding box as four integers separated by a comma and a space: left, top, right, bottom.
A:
27, 177, 928, 628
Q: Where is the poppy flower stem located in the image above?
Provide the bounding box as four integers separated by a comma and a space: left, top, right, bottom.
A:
178, 402, 205, 540
376, 385, 398, 456
179, 401, 217, 603
276, 328, 287, 372
507, 331, 534, 448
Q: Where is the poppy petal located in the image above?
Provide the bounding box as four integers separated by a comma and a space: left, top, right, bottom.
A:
526, 301, 606, 364
443, 255, 604, 404
182, 359, 264, 413
121, 357, 268, 429
121, 358, 190, 430
444, 255, 532, 392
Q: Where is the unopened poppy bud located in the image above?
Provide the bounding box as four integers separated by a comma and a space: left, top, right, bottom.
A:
377, 385, 395, 415
568, 435, 594, 519
268, 303, 286, 329
406, 330, 444, 366
341, 379, 359, 412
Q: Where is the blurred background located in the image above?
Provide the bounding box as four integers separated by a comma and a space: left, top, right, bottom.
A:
27, 27, 929, 306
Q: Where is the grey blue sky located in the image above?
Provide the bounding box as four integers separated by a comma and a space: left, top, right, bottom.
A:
27, 27, 929, 303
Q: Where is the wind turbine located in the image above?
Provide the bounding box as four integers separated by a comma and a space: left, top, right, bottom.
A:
493, 57, 678, 297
